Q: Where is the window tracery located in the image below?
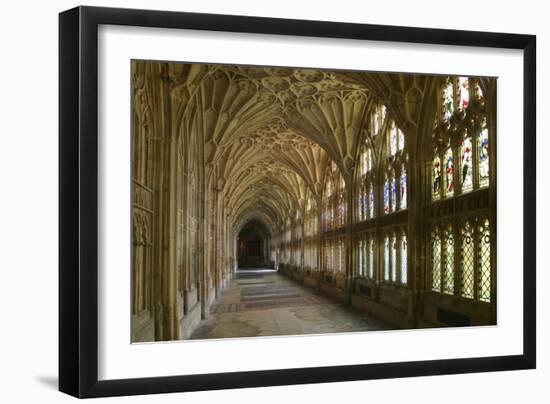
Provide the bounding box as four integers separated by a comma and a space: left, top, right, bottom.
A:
400, 233, 408, 285
430, 218, 493, 302
432, 77, 490, 200
460, 221, 475, 298
356, 144, 375, 222
371, 104, 387, 137
304, 195, 318, 271
323, 162, 346, 231
382, 119, 408, 214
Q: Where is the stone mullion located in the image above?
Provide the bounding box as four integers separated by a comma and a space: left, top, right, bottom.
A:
471, 125, 480, 192
300, 209, 305, 271
346, 180, 354, 303
453, 217, 461, 297
200, 180, 209, 320
473, 218, 480, 301
182, 172, 191, 315
441, 225, 449, 295
316, 196, 323, 291
212, 187, 220, 299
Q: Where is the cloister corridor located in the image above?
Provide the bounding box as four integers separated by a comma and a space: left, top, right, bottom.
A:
190, 269, 390, 340
131, 60, 496, 343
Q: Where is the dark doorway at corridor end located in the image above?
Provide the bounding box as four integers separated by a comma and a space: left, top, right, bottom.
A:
237, 220, 273, 269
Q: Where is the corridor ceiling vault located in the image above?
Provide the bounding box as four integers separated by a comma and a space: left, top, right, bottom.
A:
137, 62, 447, 236
131, 59, 496, 342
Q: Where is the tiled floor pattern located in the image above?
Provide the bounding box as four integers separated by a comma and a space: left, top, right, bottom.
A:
189, 269, 391, 340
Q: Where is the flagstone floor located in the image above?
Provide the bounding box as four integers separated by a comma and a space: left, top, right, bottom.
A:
189, 269, 391, 340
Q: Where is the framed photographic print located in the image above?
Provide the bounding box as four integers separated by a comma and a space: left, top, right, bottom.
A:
59, 5, 536, 398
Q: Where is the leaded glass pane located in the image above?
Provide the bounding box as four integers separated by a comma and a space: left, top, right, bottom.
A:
373, 105, 387, 136
358, 240, 363, 276
361, 189, 368, 220
384, 236, 389, 281
390, 122, 398, 156
475, 81, 484, 100
444, 147, 454, 198
340, 238, 345, 273
384, 178, 390, 214
340, 239, 343, 272
390, 175, 397, 212
398, 128, 405, 151
368, 186, 375, 218
459, 77, 469, 110
369, 149, 373, 172
357, 192, 363, 221
432, 228, 441, 292
362, 238, 367, 276
443, 226, 455, 294
478, 128, 490, 188
400, 168, 407, 209
461, 137, 473, 193
338, 197, 345, 227
432, 154, 441, 201
443, 80, 454, 121
369, 238, 374, 279
391, 235, 397, 282
461, 222, 474, 298
361, 151, 368, 175
401, 235, 407, 285
479, 219, 491, 302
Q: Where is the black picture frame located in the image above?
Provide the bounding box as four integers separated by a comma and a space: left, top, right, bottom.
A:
59, 5, 536, 398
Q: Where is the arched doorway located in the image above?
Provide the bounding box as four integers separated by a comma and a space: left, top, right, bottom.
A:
237, 220, 272, 269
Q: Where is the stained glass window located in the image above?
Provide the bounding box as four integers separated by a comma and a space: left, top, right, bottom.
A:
338, 196, 346, 227
390, 175, 397, 212
364, 238, 368, 276
400, 167, 407, 210
369, 148, 373, 171
460, 221, 474, 299
443, 225, 455, 295
479, 219, 491, 302
391, 234, 397, 282
358, 239, 364, 276
363, 188, 368, 221
432, 154, 441, 201
444, 147, 454, 198
432, 227, 441, 292
360, 150, 368, 176
478, 127, 490, 188
475, 81, 484, 100
369, 237, 375, 279
335, 240, 340, 272
326, 241, 333, 271
458, 77, 469, 111
373, 105, 387, 136
401, 234, 407, 285
384, 236, 390, 281
383, 177, 390, 214
460, 136, 473, 193
390, 122, 398, 156
357, 190, 363, 221
443, 80, 454, 121
368, 184, 375, 219
398, 128, 405, 152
